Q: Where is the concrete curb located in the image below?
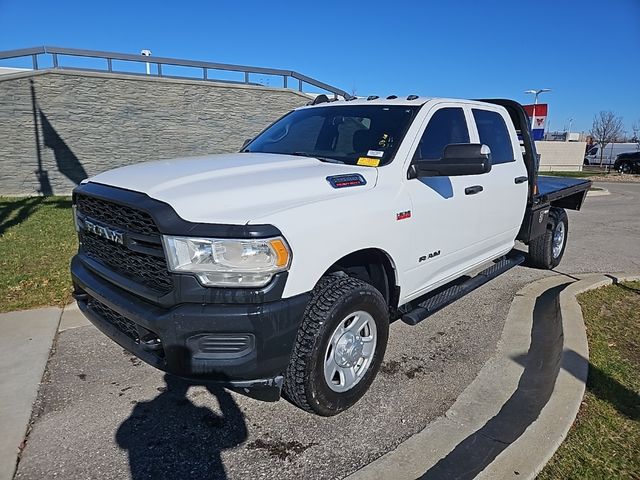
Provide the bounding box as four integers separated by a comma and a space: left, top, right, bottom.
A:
346, 273, 639, 480
478, 273, 639, 479
58, 302, 90, 332
0, 307, 62, 480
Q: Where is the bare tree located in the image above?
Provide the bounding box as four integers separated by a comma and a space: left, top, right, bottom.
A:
632, 120, 640, 145
590, 111, 625, 166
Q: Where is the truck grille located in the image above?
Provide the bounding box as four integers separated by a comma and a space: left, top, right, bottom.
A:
76, 194, 159, 236
79, 232, 173, 293
76, 194, 173, 295
88, 297, 140, 342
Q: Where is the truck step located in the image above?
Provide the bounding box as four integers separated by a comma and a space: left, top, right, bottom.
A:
401, 253, 525, 326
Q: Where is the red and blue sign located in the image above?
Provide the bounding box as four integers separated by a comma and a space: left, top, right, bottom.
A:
523, 104, 548, 141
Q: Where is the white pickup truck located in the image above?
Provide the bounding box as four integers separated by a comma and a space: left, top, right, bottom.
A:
70, 96, 590, 416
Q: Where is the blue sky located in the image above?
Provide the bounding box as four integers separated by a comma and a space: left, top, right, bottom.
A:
1, 0, 638, 133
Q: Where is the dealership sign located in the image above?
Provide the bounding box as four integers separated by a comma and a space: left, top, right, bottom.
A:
523, 104, 548, 141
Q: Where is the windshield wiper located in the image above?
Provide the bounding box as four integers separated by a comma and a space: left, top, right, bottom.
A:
289, 152, 345, 164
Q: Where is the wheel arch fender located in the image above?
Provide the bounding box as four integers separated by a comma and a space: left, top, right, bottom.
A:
321, 247, 400, 309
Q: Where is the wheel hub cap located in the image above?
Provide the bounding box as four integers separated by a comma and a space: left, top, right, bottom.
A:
323, 310, 378, 393
552, 221, 565, 259
334, 331, 364, 368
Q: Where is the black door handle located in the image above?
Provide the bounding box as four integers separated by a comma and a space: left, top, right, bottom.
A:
515, 176, 528, 184
465, 185, 483, 195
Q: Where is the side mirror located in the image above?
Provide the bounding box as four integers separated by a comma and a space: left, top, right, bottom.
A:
409, 143, 492, 178
240, 138, 253, 151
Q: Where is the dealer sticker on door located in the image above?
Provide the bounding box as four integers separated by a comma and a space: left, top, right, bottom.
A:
357, 157, 381, 167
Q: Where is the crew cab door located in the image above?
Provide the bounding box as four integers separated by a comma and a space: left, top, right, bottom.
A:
401, 104, 489, 299
400, 103, 527, 301
467, 106, 528, 260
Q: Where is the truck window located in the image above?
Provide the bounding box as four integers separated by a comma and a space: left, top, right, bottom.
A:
246, 105, 419, 166
414, 108, 469, 161
472, 109, 514, 164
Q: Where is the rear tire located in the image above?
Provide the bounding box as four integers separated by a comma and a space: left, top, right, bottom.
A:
619, 162, 632, 174
527, 207, 568, 269
283, 275, 389, 416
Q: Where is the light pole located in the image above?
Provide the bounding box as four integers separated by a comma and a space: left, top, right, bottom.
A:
524, 88, 551, 134
140, 49, 152, 75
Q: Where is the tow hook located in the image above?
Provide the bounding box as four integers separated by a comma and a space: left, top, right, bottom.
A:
140, 333, 163, 351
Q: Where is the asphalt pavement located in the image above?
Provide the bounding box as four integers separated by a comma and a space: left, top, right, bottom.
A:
14, 182, 640, 480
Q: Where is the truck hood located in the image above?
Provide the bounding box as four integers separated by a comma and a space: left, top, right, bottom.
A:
88, 153, 378, 225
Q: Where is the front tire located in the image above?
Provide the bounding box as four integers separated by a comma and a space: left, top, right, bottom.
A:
527, 207, 568, 269
283, 275, 389, 416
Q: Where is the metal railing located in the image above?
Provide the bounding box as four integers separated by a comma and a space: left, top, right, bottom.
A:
0, 46, 351, 99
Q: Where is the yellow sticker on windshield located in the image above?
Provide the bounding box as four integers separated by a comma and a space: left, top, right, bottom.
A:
357, 157, 381, 167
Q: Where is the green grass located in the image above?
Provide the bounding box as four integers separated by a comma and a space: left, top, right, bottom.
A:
0, 196, 76, 313
538, 281, 640, 480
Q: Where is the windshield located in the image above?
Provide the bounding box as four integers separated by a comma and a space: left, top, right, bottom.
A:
244, 104, 419, 166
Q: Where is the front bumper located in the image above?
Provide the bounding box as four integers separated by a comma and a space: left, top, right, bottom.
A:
71, 255, 310, 401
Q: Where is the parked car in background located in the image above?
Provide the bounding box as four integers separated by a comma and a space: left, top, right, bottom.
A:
584, 142, 640, 166
613, 150, 640, 173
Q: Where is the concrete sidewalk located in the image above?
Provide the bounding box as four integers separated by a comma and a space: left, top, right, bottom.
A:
0, 308, 61, 480
0, 300, 88, 480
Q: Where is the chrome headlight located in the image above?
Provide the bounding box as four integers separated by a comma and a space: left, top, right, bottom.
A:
162, 236, 291, 288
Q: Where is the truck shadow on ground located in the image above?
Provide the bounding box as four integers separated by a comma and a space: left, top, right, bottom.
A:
116, 373, 248, 480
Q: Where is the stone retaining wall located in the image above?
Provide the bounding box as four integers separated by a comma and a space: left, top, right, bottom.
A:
0, 70, 310, 195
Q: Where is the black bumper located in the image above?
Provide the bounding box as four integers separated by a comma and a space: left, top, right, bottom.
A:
71, 255, 310, 400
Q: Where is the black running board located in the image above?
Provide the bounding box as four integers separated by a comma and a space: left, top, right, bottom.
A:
401, 253, 525, 326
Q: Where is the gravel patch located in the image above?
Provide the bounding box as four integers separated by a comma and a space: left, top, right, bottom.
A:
587, 174, 640, 183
